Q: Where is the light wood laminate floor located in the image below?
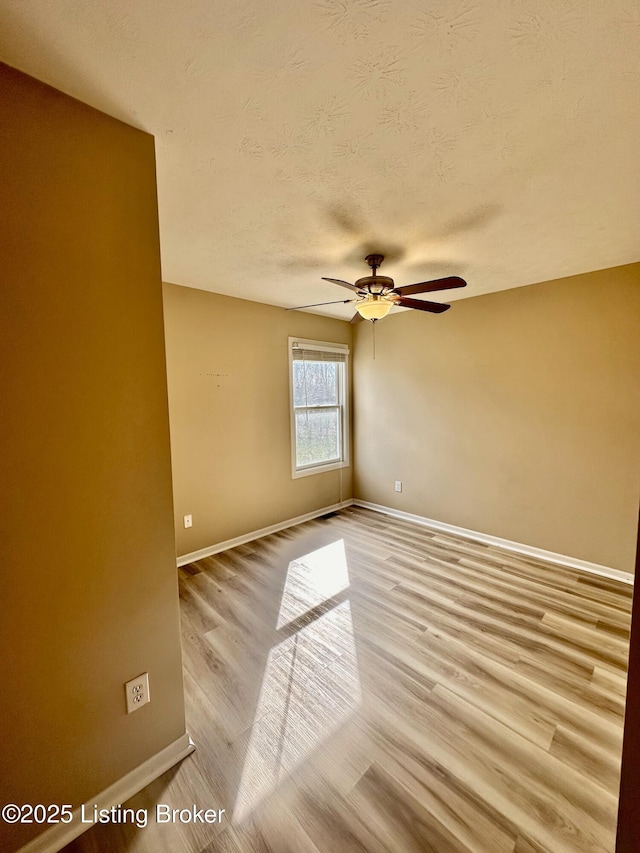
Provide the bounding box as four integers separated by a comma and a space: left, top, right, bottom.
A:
65, 507, 632, 853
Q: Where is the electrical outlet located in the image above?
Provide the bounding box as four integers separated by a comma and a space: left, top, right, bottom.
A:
184, 514, 192, 529
395, 480, 402, 493
125, 672, 150, 714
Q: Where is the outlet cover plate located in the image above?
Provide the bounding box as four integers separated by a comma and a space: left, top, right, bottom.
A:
125, 672, 150, 714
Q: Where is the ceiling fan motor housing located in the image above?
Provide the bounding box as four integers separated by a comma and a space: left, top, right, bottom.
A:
355, 274, 395, 294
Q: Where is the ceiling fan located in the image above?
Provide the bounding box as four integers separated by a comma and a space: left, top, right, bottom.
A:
287, 254, 467, 323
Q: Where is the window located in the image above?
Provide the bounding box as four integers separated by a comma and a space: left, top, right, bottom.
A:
289, 338, 350, 478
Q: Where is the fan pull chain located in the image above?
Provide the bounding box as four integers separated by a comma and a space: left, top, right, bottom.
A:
372, 320, 376, 360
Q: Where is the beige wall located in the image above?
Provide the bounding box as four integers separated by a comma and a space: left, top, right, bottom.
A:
353, 264, 640, 573
163, 284, 353, 558
0, 64, 186, 851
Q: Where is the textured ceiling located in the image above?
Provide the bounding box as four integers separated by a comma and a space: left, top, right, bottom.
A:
1, 0, 639, 318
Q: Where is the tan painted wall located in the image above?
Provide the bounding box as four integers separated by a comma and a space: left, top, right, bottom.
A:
0, 64, 186, 851
353, 264, 640, 573
163, 284, 353, 558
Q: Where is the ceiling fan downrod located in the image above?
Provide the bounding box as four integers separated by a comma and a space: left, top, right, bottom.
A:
365, 253, 384, 276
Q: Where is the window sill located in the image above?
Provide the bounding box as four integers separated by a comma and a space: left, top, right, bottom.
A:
292, 460, 350, 479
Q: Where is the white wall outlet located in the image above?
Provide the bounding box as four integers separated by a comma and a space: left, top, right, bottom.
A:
395, 480, 402, 493
125, 672, 150, 714
183, 514, 193, 528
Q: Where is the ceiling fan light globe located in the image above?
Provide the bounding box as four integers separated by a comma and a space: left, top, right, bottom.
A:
357, 297, 393, 321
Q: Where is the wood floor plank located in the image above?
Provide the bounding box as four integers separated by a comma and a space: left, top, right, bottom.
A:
548, 724, 621, 793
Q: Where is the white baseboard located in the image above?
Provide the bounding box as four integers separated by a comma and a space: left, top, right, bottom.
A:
177, 499, 355, 567
17, 732, 196, 853
354, 500, 634, 585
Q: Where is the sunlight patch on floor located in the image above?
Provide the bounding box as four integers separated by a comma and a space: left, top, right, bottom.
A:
233, 540, 360, 825
276, 539, 350, 630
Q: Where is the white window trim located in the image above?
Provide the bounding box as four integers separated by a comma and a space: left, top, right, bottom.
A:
288, 337, 350, 479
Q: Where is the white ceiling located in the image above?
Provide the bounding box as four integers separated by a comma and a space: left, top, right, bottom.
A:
1, 0, 638, 318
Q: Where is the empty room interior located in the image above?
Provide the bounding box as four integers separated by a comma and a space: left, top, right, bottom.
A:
1, 3, 639, 853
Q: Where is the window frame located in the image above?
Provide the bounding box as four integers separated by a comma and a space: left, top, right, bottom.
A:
288, 337, 350, 479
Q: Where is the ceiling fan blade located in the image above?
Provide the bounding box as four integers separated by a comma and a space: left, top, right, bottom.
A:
286, 298, 356, 311
395, 276, 466, 296
321, 277, 360, 292
350, 312, 363, 324
397, 296, 450, 313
